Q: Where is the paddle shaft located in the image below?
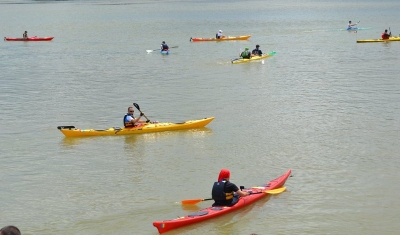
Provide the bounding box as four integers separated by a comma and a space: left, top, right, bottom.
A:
133, 103, 149, 121
148, 46, 179, 52
182, 187, 286, 205
202, 191, 265, 201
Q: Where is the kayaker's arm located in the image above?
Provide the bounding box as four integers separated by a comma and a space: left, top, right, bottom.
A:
235, 189, 250, 197
128, 113, 147, 125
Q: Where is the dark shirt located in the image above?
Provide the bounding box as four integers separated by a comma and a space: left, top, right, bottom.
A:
212, 181, 239, 206
161, 43, 169, 51
252, 48, 262, 56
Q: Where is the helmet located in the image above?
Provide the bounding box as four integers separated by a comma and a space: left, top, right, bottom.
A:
245, 47, 249, 50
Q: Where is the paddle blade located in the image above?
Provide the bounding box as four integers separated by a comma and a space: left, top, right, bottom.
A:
181, 199, 204, 205
133, 103, 141, 111
265, 187, 286, 194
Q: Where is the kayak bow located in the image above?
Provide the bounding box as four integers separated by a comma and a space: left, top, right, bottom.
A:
153, 169, 291, 234
57, 117, 214, 137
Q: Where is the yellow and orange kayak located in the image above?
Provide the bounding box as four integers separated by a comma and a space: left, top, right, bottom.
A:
190, 35, 251, 42
57, 117, 214, 137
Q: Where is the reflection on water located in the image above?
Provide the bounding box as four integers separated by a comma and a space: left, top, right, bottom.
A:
59, 127, 213, 149
123, 127, 213, 149
61, 136, 84, 147
181, 204, 201, 212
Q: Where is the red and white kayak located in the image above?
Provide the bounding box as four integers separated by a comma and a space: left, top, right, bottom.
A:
4, 36, 54, 41
153, 169, 292, 234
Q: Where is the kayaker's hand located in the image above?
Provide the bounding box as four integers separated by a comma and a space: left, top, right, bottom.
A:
247, 191, 252, 195
140, 112, 144, 116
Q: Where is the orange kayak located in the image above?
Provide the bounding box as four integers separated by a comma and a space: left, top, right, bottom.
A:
190, 35, 251, 42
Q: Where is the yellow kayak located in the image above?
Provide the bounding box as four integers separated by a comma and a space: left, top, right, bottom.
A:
357, 37, 400, 43
57, 117, 214, 137
190, 35, 251, 42
231, 51, 276, 64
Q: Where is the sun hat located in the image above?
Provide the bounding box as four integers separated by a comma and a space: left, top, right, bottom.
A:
245, 47, 249, 50
219, 30, 222, 32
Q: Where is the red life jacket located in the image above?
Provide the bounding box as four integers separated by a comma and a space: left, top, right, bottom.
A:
382, 33, 390, 39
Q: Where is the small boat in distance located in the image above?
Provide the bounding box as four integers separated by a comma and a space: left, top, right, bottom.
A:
4, 36, 54, 41
190, 35, 251, 42
357, 36, 400, 43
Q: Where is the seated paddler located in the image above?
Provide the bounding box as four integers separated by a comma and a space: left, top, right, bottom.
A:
124, 106, 146, 127
211, 168, 250, 207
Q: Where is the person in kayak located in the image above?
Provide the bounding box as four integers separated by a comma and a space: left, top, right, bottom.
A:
123, 107, 147, 127
216, 30, 224, 39
240, 47, 251, 59
23, 31, 28, 39
212, 168, 251, 207
161, 41, 169, 51
382, 29, 391, 39
251, 45, 263, 56
347, 21, 357, 29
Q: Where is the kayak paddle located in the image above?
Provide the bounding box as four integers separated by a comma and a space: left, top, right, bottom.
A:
133, 103, 150, 122
146, 46, 179, 53
181, 187, 286, 205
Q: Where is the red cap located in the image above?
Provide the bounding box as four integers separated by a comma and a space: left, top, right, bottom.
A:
218, 168, 230, 181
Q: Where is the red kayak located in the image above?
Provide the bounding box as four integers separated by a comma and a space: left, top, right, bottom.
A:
4, 36, 54, 41
153, 169, 291, 234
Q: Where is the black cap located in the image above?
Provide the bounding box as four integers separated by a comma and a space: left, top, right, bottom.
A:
256, 45, 260, 47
